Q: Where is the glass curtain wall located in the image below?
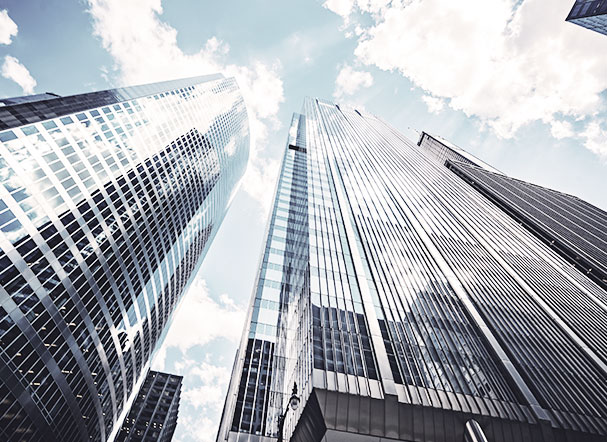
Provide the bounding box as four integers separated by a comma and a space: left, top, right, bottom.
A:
0, 75, 249, 442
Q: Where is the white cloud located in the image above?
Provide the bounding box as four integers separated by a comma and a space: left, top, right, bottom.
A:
550, 119, 574, 139
165, 357, 234, 442
327, 0, 607, 156
581, 121, 607, 157
0, 9, 18, 45
1, 55, 36, 94
323, 0, 391, 20
177, 359, 227, 410
150, 277, 245, 441
182, 381, 224, 410
240, 156, 280, 215
323, 0, 356, 19
422, 94, 445, 114
177, 415, 220, 442
152, 277, 245, 369
334, 64, 374, 99
87, 0, 285, 207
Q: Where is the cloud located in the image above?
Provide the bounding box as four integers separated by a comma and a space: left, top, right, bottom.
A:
177, 415, 221, 442
334, 64, 374, 99
581, 121, 607, 157
163, 357, 236, 442
240, 156, 280, 214
323, 0, 356, 20
323, 0, 391, 21
326, 0, 607, 157
0, 9, 18, 45
181, 374, 224, 409
550, 119, 574, 139
422, 94, 445, 114
1, 55, 36, 94
86, 0, 285, 207
150, 276, 245, 441
152, 276, 245, 369
175, 358, 226, 411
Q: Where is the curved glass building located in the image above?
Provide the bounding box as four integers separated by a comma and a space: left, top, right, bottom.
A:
218, 98, 607, 442
0, 74, 249, 442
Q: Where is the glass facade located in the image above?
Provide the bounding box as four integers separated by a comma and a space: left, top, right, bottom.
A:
446, 160, 607, 292
218, 98, 607, 442
115, 370, 182, 442
0, 75, 249, 442
566, 0, 607, 35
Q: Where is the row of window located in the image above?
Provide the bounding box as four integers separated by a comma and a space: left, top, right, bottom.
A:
0, 77, 248, 441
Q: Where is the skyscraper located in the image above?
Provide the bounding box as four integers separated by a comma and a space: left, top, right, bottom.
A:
566, 0, 607, 35
116, 370, 182, 442
0, 74, 249, 442
218, 98, 607, 442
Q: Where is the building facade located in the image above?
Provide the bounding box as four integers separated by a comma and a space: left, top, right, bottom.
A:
417, 132, 607, 292
445, 161, 607, 292
115, 370, 182, 442
0, 75, 249, 442
566, 0, 607, 35
218, 98, 607, 442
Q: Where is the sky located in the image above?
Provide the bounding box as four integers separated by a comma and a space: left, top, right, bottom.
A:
0, 0, 606, 441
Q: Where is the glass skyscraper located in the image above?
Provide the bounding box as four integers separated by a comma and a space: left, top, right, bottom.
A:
116, 370, 182, 442
566, 0, 607, 35
218, 98, 607, 442
0, 74, 249, 442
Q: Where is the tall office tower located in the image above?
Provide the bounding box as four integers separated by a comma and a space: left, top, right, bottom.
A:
566, 0, 607, 35
218, 98, 607, 442
115, 370, 182, 442
0, 74, 249, 442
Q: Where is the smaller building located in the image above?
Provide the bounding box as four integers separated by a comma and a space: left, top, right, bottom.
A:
417, 131, 502, 174
566, 0, 607, 35
116, 371, 183, 442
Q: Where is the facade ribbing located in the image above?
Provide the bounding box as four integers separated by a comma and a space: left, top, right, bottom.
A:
417, 132, 607, 292
218, 98, 607, 442
0, 75, 249, 442
445, 161, 607, 292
